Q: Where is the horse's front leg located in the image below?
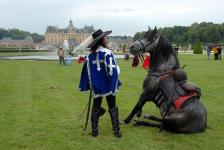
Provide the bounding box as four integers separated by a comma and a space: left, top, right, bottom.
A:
124, 92, 148, 124
136, 109, 142, 118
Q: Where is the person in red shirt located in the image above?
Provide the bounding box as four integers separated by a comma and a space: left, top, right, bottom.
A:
142, 52, 150, 69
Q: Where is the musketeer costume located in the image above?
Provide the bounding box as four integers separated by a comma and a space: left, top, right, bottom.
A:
79, 46, 121, 98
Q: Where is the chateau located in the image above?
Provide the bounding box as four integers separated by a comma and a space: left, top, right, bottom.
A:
44, 20, 94, 47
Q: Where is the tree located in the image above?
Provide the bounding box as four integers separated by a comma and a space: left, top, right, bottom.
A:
31, 33, 44, 43
133, 32, 145, 41
0, 28, 10, 39
9, 28, 28, 40
0, 28, 44, 43
134, 22, 224, 45
193, 39, 203, 54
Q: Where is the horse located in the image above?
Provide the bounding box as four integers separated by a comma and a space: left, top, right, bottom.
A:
123, 27, 207, 133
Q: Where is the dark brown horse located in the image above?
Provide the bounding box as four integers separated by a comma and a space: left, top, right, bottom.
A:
124, 27, 207, 133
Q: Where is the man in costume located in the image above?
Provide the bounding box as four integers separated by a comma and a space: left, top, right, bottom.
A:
79, 29, 122, 138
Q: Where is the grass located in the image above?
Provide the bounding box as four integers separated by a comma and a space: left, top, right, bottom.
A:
0, 54, 223, 150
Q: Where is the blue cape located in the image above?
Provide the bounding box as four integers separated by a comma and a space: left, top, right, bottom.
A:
79, 46, 121, 98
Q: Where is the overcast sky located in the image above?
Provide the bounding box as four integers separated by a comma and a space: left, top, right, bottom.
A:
0, 0, 223, 36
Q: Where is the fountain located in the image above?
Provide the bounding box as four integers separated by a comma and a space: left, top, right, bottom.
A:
63, 40, 72, 65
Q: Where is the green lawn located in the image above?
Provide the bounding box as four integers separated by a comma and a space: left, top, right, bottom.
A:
0, 55, 223, 150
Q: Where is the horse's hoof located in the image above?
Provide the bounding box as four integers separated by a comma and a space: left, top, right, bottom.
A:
133, 122, 138, 127
133, 117, 141, 123
119, 120, 128, 124
133, 120, 140, 127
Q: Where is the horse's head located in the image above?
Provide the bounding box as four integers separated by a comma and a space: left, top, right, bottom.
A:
130, 27, 180, 71
129, 27, 160, 55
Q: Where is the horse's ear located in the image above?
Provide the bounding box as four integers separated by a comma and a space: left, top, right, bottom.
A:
148, 26, 151, 31
154, 26, 157, 31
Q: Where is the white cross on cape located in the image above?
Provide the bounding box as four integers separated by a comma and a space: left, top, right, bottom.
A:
108, 57, 116, 76
92, 53, 103, 71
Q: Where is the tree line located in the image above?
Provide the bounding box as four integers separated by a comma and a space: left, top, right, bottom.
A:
0, 28, 44, 43
133, 22, 224, 45
2, 22, 224, 45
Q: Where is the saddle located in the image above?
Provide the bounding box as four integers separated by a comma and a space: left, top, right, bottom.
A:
174, 81, 201, 110
154, 69, 201, 113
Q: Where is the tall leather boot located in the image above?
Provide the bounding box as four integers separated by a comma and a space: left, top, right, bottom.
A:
109, 107, 122, 138
99, 106, 106, 117
91, 107, 99, 137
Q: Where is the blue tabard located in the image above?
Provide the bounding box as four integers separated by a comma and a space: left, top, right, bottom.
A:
79, 46, 121, 98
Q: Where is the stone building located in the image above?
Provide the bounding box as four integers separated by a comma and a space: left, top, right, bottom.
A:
109, 37, 133, 52
44, 19, 94, 47
0, 36, 34, 48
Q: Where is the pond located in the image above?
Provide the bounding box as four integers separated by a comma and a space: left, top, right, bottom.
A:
0, 54, 126, 60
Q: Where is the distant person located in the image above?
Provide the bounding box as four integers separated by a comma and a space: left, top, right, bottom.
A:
217, 46, 222, 60
206, 46, 211, 60
69, 48, 74, 57
132, 54, 139, 67
57, 47, 65, 66
174, 47, 179, 55
212, 46, 218, 60
142, 53, 150, 69
124, 52, 129, 61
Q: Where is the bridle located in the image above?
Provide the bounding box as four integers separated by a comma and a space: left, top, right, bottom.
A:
136, 33, 160, 62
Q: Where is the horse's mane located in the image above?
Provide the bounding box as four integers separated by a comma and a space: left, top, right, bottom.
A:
149, 34, 180, 71
156, 35, 174, 56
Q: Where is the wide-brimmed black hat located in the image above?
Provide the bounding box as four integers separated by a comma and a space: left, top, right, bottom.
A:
87, 29, 112, 48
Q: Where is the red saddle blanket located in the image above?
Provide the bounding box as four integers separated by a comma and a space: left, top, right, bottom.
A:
174, 91, 198, 110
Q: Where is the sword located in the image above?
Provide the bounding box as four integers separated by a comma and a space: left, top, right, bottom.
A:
78, 102, 88, 121
82, 88, 93, 135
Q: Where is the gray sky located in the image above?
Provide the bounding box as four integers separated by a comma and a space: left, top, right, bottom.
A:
0, 0, 223, 36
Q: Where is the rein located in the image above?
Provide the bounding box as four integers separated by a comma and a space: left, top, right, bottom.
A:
137, 33, 159, 51
138, 52, 144, 63
136, 33, 160, 63
148, 69, 176, 80
148, 69, 177, 117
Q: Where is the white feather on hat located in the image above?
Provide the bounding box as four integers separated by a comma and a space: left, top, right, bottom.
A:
73, 34, 94, 52
74, 29, 112, 52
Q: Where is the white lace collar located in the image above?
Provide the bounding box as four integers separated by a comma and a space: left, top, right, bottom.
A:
96, 46, 111, 55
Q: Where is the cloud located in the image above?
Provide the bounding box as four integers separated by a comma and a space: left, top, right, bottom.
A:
0, 0, 224, 35
69, 0, 195, 16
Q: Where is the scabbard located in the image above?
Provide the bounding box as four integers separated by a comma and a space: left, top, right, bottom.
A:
82, 88, 93, 133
